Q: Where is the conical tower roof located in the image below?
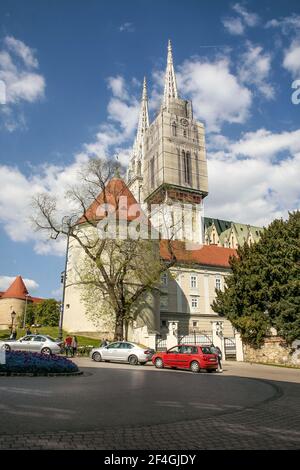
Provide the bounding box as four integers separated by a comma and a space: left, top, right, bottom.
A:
78, 177, 144, 224
2, 275, 29, 300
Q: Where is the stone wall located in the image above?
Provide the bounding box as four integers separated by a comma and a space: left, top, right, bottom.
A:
243, 336, 300, 366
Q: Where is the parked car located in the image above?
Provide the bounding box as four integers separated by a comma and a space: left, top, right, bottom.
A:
152, 344, 218, 373
1, 335, 63, 355
90, 341, 154, 365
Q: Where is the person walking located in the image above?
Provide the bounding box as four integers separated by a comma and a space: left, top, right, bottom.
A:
26, 326, 32, 335
71, 336, 78, 357
211, 344, 223, 372
11, 328, 17, 340
64, 335, 73, 357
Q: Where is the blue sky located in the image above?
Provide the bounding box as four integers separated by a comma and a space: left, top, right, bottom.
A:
0, 0, 299, 298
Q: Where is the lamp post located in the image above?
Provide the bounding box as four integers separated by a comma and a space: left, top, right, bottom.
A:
23, 294, 29, 329
11, 309, 16, 332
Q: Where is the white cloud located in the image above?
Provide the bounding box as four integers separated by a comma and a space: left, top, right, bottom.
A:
223, 3, 260, 35
232, 3, 259, 27
283, 40, 300, 78
119, 22, 135, 33
0, 74, 140, 254
4, 36, 39, 68
265, 14, 300, 35
238, 42, 274, 99
222, 17, 245, 35
0, 275, 39, 292
177, 58, 252, 131
107, 75, 129, 100
0, 35, 45, 131
205, 128, 300, 226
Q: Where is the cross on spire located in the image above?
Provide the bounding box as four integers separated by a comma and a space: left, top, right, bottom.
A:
163, 39, 178, 108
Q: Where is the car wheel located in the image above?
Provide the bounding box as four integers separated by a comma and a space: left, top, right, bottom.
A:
128, 355, 138, 366
92, 352, 102, 362
190, 361, 200, 373
154, 357, 164, 369
4, 344, 11, 352
41, 347, 52, 355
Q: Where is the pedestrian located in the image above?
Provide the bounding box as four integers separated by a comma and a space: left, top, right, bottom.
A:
211, 344, 223, 372
100, 338, 108, 347
26, 326, 32, 335
64, 335, 73, 357
12, 328, 17, 340
71, 336, 78, 357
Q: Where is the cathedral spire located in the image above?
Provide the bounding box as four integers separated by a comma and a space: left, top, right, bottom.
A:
133, 76, 149, 160
163, 39, 178, 108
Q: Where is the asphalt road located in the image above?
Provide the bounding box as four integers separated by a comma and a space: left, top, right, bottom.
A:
0, 360, 299, 449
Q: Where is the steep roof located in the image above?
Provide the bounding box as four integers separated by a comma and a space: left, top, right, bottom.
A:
1, 275, 29, 301
0, 276, 45, 303
160, 240, 236, 268
78, 177, 144, 224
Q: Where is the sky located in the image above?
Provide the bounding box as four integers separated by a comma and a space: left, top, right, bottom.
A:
0, 0, 299, 299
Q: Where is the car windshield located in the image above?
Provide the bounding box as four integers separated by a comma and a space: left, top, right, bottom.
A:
201, 346, 213, 354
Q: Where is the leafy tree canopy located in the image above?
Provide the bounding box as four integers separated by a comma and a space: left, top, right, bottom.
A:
212, 211, 300, 347
25, 299, 60, 327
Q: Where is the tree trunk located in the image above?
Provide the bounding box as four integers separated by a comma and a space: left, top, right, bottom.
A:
114, 314, 124, 341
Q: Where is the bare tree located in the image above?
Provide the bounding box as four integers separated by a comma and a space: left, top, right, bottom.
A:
31, 157, 176, 340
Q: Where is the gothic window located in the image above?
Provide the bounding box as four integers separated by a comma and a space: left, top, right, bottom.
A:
182, 150, 191, 185
172, 122, 177, 136
183, 129, 187, 138
150, 157, 155, 187
137, 161, 141, 176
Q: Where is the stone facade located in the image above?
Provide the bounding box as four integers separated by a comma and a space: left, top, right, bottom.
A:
243, 336, 300, 366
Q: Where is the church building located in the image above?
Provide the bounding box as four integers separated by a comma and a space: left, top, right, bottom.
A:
63, 41, 262, 356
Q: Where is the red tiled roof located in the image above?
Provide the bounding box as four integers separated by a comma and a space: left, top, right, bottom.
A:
1, 275, 29, 300
1, 276, 45, 303
160, 240, 237, 268
78, 177, 143, 224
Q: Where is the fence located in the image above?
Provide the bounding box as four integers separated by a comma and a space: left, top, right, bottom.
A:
224, 337, 236, 360
156, 336, 167, 351
178, 331, 212, 346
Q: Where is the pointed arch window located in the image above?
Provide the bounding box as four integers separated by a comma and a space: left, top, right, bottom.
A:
150, 157, 155, 188
172, 122, 177, 136
182, 150, 191, 185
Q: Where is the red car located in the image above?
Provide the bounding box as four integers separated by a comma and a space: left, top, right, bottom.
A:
152, 344, 218, 373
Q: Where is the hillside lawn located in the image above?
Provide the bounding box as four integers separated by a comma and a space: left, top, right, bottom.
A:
0, 327, 100, 347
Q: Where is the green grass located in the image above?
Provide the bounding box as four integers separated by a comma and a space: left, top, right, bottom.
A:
0, 327, 100, 347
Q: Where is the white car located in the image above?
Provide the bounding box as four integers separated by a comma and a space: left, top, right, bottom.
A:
90, 341, 154, 365
1, 334, 63, 355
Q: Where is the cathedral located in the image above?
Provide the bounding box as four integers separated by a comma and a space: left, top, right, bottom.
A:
63, 41, 262, 356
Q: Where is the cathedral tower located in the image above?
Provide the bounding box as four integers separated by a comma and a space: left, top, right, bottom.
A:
128, 41, 208, 243
127, 77, 149, 203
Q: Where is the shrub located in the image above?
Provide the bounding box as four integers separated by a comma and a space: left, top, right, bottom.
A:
0, 350, 79, 374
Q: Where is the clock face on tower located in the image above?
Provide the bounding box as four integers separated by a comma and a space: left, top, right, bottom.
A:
180, 118, 188, 127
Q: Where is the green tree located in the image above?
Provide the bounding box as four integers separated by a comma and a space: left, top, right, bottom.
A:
212, 211, 300, 347
25, 299, 60, 327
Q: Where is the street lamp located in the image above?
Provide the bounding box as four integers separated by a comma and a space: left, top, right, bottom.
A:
23, 293, 30, 329
11, 309, 16, 331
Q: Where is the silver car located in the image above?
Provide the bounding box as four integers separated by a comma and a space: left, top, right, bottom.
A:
90, 341, 154, 365
1, 334, 63, 355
